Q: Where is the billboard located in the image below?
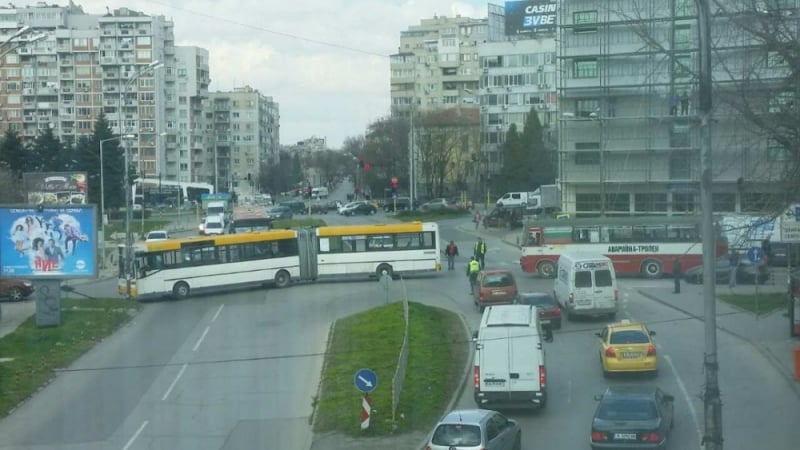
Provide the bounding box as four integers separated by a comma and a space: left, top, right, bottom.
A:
505, 1, 558, 35
0, 205, 97, 279
23, 171, 88, 205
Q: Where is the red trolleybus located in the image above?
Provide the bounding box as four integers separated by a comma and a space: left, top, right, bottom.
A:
519, 216, 728, 278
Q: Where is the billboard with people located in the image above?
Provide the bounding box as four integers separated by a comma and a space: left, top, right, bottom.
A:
0, 205, 97, 278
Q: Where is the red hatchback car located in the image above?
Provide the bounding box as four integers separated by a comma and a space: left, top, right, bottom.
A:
474, 269, 518, 313
0, 279, 34, 302
517, 292, 562, 329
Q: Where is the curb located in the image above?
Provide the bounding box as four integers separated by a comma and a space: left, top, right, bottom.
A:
637, 289, 800, 398
415, 310, 474, 450
309, 321, 336, 431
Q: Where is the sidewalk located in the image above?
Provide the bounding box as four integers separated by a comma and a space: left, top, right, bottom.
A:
637, 282, 800, 395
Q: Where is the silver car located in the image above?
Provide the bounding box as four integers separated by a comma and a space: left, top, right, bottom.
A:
427, 409, 521, 450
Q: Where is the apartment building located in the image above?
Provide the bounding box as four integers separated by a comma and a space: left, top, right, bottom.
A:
169, 46, 209, 183
390, 15, 488, 118
205, 86, 280, 201
557, 0, 792, 216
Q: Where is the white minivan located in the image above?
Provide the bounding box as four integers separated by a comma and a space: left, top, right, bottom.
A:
553, 251, 618, 320
472, 304, 553, 410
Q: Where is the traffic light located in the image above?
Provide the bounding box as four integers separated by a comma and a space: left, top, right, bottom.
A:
364, 162, 372, 170
359, 160, 365, 168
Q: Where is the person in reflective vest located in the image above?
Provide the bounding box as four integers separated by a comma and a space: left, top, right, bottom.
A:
467, 256, 481, 294
474, 238, 487, 269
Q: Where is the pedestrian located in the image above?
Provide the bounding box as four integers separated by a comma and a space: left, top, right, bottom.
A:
669, 93, 679, 115
444, 240, 459, 271
680, 91, 690, 115
673, 257, 682, 294
474, 210, 481, 230
728, 251, 739, 288
467, 256, 481, 294
474, 237, 487, 269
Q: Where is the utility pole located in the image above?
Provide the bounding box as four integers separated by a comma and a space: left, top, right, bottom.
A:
123, 136, 133, 301
408, 111, 415, 211
696, 0, 722, 448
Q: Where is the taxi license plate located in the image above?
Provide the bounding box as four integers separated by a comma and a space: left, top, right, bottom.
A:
622, 352, 640, 359
614, 433, 637, 440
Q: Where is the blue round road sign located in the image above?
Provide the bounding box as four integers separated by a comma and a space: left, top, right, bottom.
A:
354, 368, 378, 394
747, 247, 763, 264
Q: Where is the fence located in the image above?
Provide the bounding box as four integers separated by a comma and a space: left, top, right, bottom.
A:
391, 275, 410, 427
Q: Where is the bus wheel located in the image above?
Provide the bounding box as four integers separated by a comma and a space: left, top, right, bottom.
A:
376, 264, 393, 278
641, 260, 663, 278
172, 282, 190, 300
274, 270, 291, 288
537, 260, 556, 278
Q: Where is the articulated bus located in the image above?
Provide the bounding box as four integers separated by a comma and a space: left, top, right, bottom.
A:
118, 222, 441, 300
520, 216, 728, 278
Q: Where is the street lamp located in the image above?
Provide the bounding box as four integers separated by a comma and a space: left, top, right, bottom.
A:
122, 60, 162, 300
99, 135, 134, 243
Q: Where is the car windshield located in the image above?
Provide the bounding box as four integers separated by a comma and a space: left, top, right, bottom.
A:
147, 232, 166, 239
483, 274, 513, 287
431, 424, 482, 446
609, 330, 650, 344
597, 398, 658, 421
205, 222, 222, 229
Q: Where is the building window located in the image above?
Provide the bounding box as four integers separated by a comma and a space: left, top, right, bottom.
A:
767, 138, 789, 161
674, 24, 692, 49
767, 51, 787, 68
606, 194, 630, 212
675, 0, 696, 16
673, 53, 694, 82
575, 151, 600, 165
136, 50, 151, 60
136, 36, 151, 46
576, 99, 599, 118
712, 193, 736, 212
670, 120, 691, 148
573, 10, 597, 32
672, 193, 697, 213
669, 151, 692, 179
576, 193, 602, 212
574, 59, 598, 78
769, 91, 794, 113
635, 194, 668, 213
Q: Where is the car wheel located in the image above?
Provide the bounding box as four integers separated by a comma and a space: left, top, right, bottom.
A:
172, 281, 190, 300
8, 287, 24, 302
274, 270, 291, 288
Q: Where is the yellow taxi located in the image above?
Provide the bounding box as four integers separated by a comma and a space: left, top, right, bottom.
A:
596, 320, 658, 377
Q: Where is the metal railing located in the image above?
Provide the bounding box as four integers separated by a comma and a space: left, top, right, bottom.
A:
391, 275, 411, 427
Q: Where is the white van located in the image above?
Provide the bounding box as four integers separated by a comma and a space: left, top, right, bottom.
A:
495, 191, 534, 207
554, 251, 618, 320
472, 304, 553, 409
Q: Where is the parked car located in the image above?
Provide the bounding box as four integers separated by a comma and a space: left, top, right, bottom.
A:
384, 196, 411, 212
590, 385, 674, 449
280, 200, 308, 215
426, 409, 521, 450
684, 257, 769, 285
483, 207, 523, 229
266, 206, 293, 220
0, 279, 34, 302
145, 230, 169, 242
767, 241, 800, 266
516, 292, 562, 329
419, 198, 448, 211
340, 201, 377, 216
474, 269, 518, 313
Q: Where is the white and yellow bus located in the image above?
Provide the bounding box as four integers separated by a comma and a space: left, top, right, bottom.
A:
118, 222, 441, 300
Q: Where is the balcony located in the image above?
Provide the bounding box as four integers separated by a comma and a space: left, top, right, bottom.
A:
60, 58, 73, 66
103, 72, 119, 79
100, 57, 117, 65
104, 98, 117, 107
62, 128, 75, 134
23, 116, 35, 122
60, 86, 73, 93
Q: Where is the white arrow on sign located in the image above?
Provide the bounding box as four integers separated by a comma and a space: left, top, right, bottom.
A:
358, 375, 373, 388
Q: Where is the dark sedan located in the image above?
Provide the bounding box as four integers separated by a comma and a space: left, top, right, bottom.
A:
342, 202, 376, 216
684, 257, 769, 285
516, 292, 562, 329
266, 206, 293, 220
590, 385, 674, 449
0, 279, 34, 302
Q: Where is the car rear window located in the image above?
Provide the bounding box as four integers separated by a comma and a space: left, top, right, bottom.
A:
431, 424, 482, 446
148, 232, 166, 239
520, 295, 555, 307
575, 271, 592, 288
595, 269, 613, 287
597, 398, 658, 421
609, 330, 650, 344
483, 274, 514, 287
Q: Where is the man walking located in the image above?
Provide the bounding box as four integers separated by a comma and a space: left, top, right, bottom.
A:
467, 256, 481, 294
728, 251, 739, 288
673, 257, 682, 294
474, 237, 487, 269
444, 240, 459, 270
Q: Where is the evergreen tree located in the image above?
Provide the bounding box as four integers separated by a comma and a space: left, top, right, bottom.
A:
521, 108, 555, 187
90, 114, 126, 210
0, 128, 26, 179
499, 124, 526, 192
26, 127, 64, 173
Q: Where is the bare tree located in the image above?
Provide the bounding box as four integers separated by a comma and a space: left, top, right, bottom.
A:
0, 166, 24, 203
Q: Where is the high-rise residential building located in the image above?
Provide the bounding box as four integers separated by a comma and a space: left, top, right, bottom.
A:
205, 86, 280, 201
479, 3, 558, 178
557, 0, 792, 216
169, 46, 209, 183
390, 15, 488, 118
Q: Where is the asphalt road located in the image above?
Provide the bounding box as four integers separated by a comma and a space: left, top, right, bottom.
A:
2, 184, 797, 450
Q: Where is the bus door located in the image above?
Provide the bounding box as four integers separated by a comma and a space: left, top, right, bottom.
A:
296, 229, 318, 281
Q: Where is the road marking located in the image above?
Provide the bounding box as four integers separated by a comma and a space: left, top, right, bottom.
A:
664, 354, 702, 444
161, 363, 188, 401
122, 420, 148, 450
192, 326, 210, 352
211, 304, 225, 322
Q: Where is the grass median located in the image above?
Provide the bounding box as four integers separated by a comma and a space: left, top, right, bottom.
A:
313, 301, 467, 436
273, 217, 327, 228
0, 297, 141, 418
718, 292, 787, 316
394, 209, 471, 222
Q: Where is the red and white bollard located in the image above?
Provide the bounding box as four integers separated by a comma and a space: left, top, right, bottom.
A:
360, 395, 372, 430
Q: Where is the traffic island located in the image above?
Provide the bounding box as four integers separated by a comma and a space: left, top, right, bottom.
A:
718, 293, 786, 316
0, 297, 141, 418
311, 301, 469, 448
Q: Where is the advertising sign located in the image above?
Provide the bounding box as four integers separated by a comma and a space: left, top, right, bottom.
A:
0, 205, 97, 279
23, 171, 88, 205
504, 1, 558, 35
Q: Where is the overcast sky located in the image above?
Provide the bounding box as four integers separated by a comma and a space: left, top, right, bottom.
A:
75, 0, 489, 148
